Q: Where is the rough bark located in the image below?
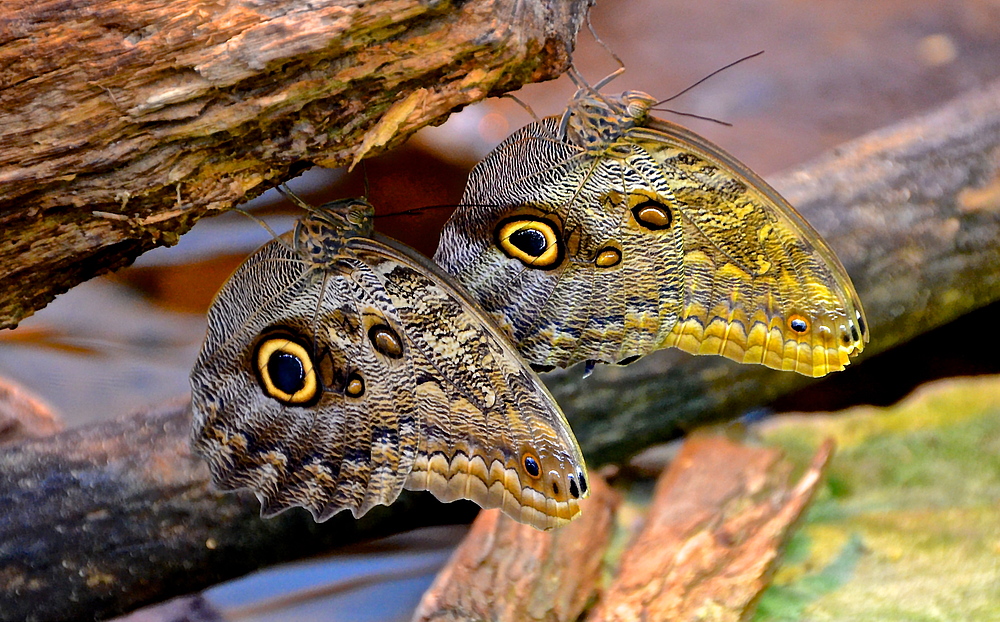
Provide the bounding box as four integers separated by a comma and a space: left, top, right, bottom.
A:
0, 0, 592, 329
413, 475, 618, 622
589, 436, 834, 621
0, 402, 479, 622
551, 79, 1000, 464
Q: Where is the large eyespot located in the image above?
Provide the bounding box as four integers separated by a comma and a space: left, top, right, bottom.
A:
630, 199, 673, 230
254, 331, 320, 406
368, 323, 404, 359
495, 216, 564, 269
788, 314, 810, 334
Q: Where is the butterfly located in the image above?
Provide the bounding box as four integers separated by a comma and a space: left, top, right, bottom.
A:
189, 192, 588, 530
434, 88, 868, 378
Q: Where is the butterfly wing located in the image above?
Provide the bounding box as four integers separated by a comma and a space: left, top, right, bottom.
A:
191, 222, 588, 530
191, 237, 422, 520
357, 233, 588, 530
435, 105, 867, 377
631, 118, 868, 376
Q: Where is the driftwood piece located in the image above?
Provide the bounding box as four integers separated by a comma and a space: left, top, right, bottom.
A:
412, 475, 618, 622
589, 435, 834, 621
0, 0, 591, 330
552, 79, 1000, 464
0, 402, 479, 622
0, 377, 62, 445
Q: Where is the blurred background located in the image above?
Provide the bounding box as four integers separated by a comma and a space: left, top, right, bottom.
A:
3, 1, 1000, 619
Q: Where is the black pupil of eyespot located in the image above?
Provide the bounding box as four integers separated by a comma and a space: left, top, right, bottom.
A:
791, 318, 808, 332
510, 227, 547, 257
524, 456, 540, 477
269, 351, 305, 394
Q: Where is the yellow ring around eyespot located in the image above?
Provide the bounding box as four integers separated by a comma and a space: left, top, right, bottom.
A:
787, 314, 811, 335
497, 219, 561, 267
256, 338, 318, 404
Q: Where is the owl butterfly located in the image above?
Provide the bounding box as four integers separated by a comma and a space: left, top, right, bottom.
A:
434, 87, 868, 377
189, 193, 588, 530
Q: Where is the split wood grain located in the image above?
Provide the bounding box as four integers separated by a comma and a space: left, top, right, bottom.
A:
412, 475, 619, 622
589, 435, 834, 621
0, 0, 592, 329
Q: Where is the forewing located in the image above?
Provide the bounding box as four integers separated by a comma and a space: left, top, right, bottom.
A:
190, 238, 420, 521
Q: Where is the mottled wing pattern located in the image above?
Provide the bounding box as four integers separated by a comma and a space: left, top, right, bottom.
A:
191, 237, 421, 520
434, 92, 868, 377
191, 201, 587, 530
632, 119, 868, 376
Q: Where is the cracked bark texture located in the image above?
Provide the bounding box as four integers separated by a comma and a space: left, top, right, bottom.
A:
0, 0, 592, 329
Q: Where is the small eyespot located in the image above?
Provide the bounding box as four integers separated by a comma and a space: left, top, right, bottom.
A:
345, 371, 365, 397
523, 454, 541, 478
368, 324, 404, 359
578, 471, 588, 494
842, 332, 853, 345
254, 331, 320, 406
568, 474, 580, 499
851, 325, 860, 342
788, 314, 810, 334
595, 246, 622, 268
495, 216, 564, 269
530, 363, 557, 373
552, 481, 560, 495
617, 354, 641, 366
631, 200, 673, 230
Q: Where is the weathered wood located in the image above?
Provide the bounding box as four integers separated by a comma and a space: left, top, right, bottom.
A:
589, 435, 834, 621
0, 0, 592, 330
412, 475, 618, 622
0, 377, 62, 445
552, 80, 1000, 464
0, 402, 478, 622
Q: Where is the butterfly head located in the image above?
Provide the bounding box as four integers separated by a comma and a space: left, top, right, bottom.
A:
563, 90, 658, 154
293, 198, 375, 266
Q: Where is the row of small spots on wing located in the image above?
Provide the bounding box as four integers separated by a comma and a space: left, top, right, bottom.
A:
404, 450, 584, 530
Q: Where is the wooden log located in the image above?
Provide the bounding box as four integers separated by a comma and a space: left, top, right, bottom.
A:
0, 402, 479, 622
412, 475, 619, 622
551, 79, 1000, 464
588, 435, 834, 621
0, 0, 592, 330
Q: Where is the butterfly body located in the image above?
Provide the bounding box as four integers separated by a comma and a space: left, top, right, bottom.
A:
435, 90, 868, 377
191, 198, 588, 530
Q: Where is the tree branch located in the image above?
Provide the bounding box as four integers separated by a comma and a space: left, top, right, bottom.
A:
0, 0, 593, 329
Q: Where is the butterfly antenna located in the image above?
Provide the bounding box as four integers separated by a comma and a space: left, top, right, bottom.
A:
655, 50, 764, 106
654, 109, 733, 127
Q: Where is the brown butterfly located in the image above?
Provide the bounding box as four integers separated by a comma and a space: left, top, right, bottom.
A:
190, 193, 588, 530
434, 88, 868, 377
